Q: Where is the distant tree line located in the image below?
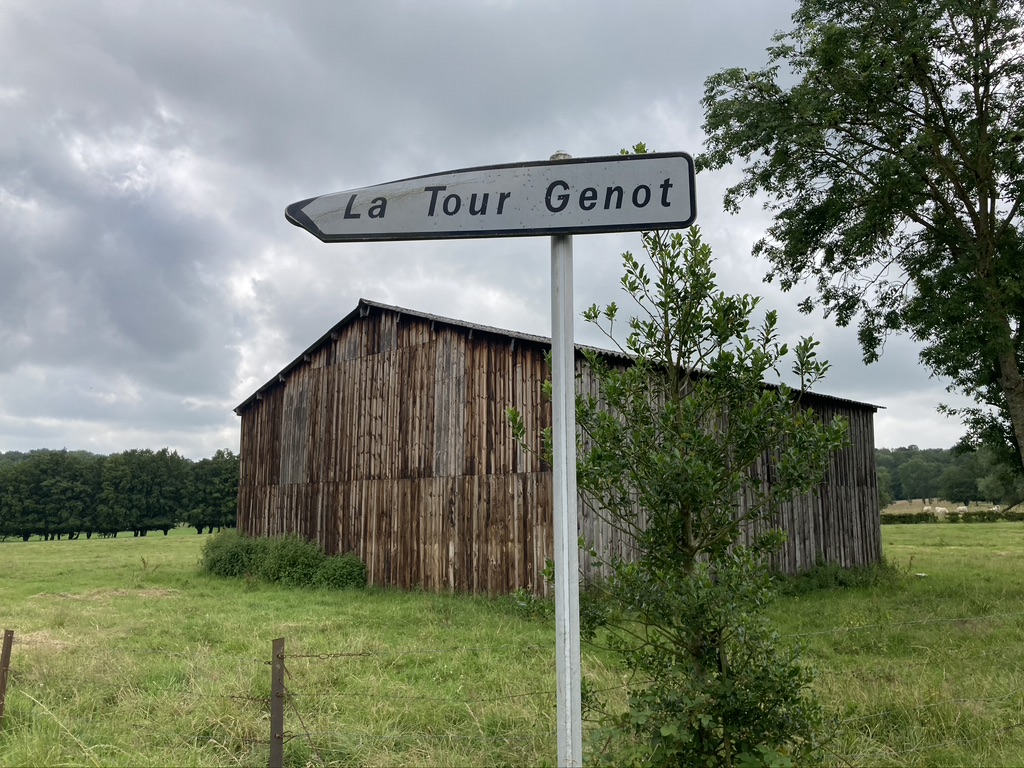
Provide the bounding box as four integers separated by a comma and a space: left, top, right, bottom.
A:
0, 448, 238, 541
876, 445, 1024, 509
8, 443, 1016, 537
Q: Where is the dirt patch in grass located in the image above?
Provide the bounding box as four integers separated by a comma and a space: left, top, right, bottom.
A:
32, 588, 180, 601
16, 629, 72, 650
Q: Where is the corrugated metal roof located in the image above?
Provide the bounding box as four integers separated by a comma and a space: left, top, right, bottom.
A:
234, 298, 881, 414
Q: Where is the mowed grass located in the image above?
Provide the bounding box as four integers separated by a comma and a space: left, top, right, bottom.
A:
0, 525, 1022, 766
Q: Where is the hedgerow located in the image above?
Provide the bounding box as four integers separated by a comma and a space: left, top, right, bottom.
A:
881, 509, 1024, 525
880, 512, 938, 525
200, 530, 366, 589
948, 509, 1024, 524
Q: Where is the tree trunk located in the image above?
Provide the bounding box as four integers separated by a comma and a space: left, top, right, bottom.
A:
996, 342, 1024, 462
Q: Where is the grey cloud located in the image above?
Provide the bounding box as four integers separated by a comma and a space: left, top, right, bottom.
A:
0, 0, 969, 456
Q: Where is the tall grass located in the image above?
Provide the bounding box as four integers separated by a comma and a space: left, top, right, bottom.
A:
772, 523, 1024, 766
0, 530, 585, 767
1, 525, 1023, 765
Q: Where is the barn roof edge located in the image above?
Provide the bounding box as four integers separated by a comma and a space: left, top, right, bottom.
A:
233, 298, 883, 415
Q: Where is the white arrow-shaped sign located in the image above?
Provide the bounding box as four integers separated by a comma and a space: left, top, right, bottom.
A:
286, 152, 696, 242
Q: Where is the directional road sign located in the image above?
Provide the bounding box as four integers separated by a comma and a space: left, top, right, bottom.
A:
286, 152, 695, 242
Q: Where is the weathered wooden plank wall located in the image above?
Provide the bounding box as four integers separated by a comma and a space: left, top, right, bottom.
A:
237, 302, 881, 595
239, 308, 556, 594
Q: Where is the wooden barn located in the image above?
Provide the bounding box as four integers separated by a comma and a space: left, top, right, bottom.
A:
235, 298, 882, 595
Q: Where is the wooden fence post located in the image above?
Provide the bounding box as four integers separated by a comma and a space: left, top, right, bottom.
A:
270, 637, 285, 768
0, 629, 13, 732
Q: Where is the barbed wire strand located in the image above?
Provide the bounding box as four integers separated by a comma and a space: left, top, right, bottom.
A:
296, 731, 555, 743
28, 688, 1019, 737
12, 609, 1022, 658
284, 643, 548, 660
16, 692, 1022, 760
7, 611, 1024, 765
10, 639, 270, 665
281, 688, 556, 704
227, 694, 271, 704
14, 681, 274, 702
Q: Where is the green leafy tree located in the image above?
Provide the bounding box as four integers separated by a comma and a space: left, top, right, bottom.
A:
562, 223, 847, 766
97, 456, 130, 535
185, 448, 239, 533
939, 452, 982, 504
0, 450, 32, 469
898, 457, 943, 500
700, 0, 1024, 476
36, 451, 86, 538
0, 464, 9, 538
147, 448, 190, 534
977, 446, 1024, 505
877, 466, 895, 508
875, 450, 905, 500
74, 453, 105, 537
99, 448, 190, 536
0, 458, 42, 540
0, 450, 105, 540
99, 450, 148, 535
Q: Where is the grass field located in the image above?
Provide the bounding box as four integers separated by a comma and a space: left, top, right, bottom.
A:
0, 525, 1023, 766
771, 523, 1024, 766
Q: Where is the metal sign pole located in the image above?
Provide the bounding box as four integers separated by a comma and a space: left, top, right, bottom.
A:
285, 148, 695, 768
549, 151, 583, 768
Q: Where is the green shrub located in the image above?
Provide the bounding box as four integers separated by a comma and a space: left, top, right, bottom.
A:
199, 529, 268, 578
313, 553, 367, 589
256, 535, 325, 586
878, 509, 1024, 525
948, 509, 1024, 523
881, 511, 937, 525
587, 550, 828, 767
200, 531, 367, 589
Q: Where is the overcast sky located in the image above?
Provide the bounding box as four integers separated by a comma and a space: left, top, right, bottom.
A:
0, 0, 973, 459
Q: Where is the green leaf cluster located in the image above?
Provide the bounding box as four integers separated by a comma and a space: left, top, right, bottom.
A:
588, 553, 827, 768
700, 0, 1024, 473
577, 226, 847, 573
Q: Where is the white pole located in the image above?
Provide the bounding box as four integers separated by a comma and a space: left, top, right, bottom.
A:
549, 151, 583, 767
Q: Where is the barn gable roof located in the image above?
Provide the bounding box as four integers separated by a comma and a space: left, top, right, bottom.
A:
234, 297, 881, 415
